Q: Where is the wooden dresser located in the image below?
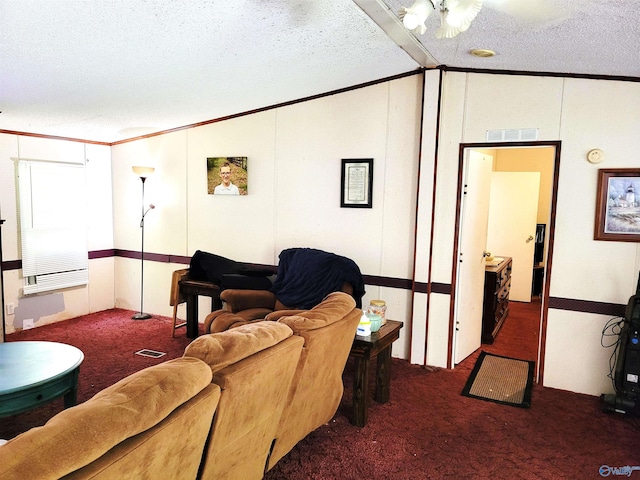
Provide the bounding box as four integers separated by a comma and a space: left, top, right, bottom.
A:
482, 257, 512, 344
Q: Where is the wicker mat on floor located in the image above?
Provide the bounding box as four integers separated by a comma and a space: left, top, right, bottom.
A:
461, 351, 534, 408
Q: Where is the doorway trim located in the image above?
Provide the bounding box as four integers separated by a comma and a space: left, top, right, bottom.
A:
448, 140, 562, 384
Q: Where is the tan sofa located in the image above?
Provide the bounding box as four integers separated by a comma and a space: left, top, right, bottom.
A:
0, 293, 360, 479
201, 291, 362, 472
264, 292, 361, 470
204, 285, 355, 332
184, 321, 304, 479
0, 357, 220, 480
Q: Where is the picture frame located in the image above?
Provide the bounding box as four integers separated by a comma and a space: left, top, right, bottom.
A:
341, 158, 373, 208
594, 168, 640, 242
207, 157, 248, 195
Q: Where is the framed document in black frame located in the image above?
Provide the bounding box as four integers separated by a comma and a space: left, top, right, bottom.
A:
341, 158, 373, 208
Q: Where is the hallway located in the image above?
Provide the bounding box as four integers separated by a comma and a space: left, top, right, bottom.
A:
458, 298, 541, 371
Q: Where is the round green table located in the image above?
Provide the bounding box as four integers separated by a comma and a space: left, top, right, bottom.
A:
0, 341, 84, 417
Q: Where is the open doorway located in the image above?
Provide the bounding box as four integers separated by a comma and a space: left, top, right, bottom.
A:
450, 141, 560, 383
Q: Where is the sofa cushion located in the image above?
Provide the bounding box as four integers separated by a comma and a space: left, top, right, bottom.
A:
183, 321, 293, 373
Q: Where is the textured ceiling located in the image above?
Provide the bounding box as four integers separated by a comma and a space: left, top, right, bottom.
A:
0, 0, 638, 143
380, 0, 640, 76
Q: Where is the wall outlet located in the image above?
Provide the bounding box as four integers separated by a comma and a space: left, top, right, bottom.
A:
5, 303, 14, 315
23, 318, 34, 330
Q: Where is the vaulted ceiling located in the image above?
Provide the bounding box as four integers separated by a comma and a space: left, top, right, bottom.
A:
1, 0, 638, 143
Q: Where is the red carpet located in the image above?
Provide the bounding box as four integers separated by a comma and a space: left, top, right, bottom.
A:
2, 307, 639, 479
1, 309, 194, 440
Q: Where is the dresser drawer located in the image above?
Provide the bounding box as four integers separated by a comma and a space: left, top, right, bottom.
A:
482, 257, 512, 344
495, 293, 509, 319
496, 281, 510, 302
499, 267, 510, 287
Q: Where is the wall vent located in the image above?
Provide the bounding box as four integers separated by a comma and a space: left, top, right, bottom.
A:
486, 128, 539, 142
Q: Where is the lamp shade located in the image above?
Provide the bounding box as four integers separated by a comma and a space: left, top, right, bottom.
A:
399, 0, 482, 38
400, 0, 432, 35
132, 166, 155, 178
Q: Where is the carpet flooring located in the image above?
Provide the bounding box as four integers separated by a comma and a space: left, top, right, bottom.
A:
2, 304, 639, 479
1, 309, 193, 440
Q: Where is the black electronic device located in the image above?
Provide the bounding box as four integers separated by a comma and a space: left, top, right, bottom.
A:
625, 273, 640, 330
602, 272, 640, 415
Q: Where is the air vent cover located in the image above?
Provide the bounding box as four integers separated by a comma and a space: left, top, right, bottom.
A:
486, 128, 539, 142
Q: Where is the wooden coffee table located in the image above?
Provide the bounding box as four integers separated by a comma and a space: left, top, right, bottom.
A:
0, 341, 84, 417
349, 320, 403, 427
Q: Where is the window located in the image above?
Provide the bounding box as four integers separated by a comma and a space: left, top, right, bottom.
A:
18, 159, 88, 294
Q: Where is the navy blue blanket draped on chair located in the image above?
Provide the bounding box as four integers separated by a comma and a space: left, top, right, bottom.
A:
271, 248, 365, 309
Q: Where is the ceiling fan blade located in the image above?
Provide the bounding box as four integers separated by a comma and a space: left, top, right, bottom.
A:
445, 0, 483, 28
483, 0, 591, 23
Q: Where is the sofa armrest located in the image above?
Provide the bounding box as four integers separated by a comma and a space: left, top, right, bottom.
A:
220, 289, 276, 312
265, 309, 306, 322
205, 309, 274, 333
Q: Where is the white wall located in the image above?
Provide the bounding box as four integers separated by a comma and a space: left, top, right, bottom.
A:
546, 78, 640, 394
110, 75, 423, 359
414, 72, 640, 395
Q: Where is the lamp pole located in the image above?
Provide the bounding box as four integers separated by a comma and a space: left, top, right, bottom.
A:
132, 167, 155, 320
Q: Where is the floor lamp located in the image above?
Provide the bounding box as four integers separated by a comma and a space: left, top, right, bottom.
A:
132, 166, 155, 320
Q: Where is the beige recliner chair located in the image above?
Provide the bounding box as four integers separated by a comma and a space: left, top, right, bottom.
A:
184, 321, 304, 479
266, 292, 361, 470
0, 357, 220, 480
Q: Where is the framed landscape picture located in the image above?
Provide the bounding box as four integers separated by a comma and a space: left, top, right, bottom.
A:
594, 168, 640, 242
207, 157, 248, 195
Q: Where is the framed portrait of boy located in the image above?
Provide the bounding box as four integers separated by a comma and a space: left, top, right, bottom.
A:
207, 157, 248, 195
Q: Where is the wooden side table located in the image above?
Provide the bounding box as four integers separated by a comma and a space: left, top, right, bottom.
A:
178, 279, 222, 338
348, 320, 403, 427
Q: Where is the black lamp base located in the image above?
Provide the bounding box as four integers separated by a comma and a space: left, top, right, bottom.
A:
132, 312, 152, 320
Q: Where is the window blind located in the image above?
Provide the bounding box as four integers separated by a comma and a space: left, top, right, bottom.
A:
18, 159, 88, 294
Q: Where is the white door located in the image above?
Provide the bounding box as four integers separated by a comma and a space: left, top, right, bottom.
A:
486, 172, 540, 302
453, 150, 493, 365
